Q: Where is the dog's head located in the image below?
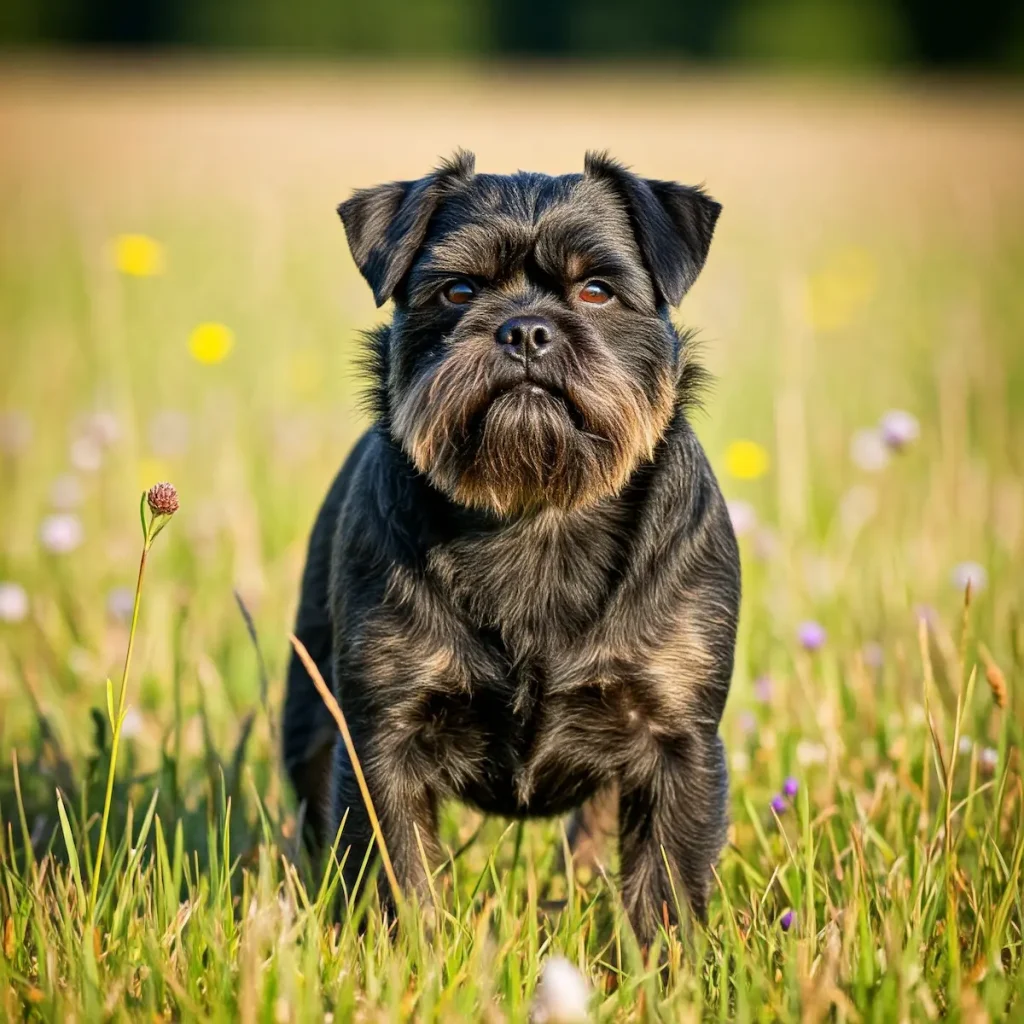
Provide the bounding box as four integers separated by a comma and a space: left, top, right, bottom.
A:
339, 151, 720, 516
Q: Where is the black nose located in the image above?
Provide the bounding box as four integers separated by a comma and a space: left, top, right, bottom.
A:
495, 316, 554, 361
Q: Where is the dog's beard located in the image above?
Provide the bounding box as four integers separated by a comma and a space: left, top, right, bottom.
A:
391, 335, 675, 516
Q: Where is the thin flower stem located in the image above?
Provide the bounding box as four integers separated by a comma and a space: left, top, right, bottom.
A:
89, 521, 151, 918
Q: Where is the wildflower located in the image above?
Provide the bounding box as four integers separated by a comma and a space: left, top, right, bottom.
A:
730, 750, 751, 773
147, 481, 179, 517
120, 707, 144, 739
796, 740, 828, 767
770, 794, 787, 815
0, 410, 32, 455
107, 586, 135, 622
725, 440, 770, 480
979, 747, 999, 773
531, 956, 590, 1024
849, 428, 889, 472
798, 620, 827, 652
189, 322, 235, 365
39, 513, 83, 554
148, 409, 190, 458
753, 674, 773, 703
958, 736, 973, 755
50, 473, 83, 509
780, 908, 795, 932
70, 435, 103, 473
951, 561, 987, 595
113, 234, 165, 277
783, 776, 798, 799
879, 409, 920, 451
0, 581, 29, 623
726, 499, 758, 537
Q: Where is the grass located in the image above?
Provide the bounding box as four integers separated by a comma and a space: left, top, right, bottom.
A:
1, 61, 1023, 1021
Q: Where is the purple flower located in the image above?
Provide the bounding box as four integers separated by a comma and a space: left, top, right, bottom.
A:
753, 675, 773, 703
780, 909, 794, 932
770, 794, 787, 815
783, 776, 798, 799
797, 620, 827, 652
879, 409, 919, 451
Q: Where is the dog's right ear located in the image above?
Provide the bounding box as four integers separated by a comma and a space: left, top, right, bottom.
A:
338, 150, 475, 307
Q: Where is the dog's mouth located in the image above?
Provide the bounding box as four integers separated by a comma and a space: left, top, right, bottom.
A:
485, 380, 589, 433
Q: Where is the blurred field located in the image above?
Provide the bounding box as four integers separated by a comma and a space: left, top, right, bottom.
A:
1, 60, 1023, 1020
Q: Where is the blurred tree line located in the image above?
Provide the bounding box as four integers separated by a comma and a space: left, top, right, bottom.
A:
2, 0, 1022, 70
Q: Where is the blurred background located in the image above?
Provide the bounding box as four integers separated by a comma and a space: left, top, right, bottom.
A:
0, 0, 1022, 884
3, 0, 1024, 70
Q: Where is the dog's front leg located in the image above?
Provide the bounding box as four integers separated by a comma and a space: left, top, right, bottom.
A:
331, 734, 441, 918
618, 728, 727, 945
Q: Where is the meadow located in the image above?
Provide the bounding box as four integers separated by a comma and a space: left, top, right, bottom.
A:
0, 61, 1023, 1021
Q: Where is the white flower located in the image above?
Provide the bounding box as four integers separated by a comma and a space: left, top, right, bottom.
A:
121, 707, 144, 739
979, 747, 999, 772
726, 499, 757, 537
49, 473, 83, 510
958, 736, 973, 755
531, 956, 590, 1024
850, 428, 889, 472
70, 435, 103, 473
0, 581, 29, 623
39, 513, 83, 554
951, 562, 987, 594
730, 750, 751, 773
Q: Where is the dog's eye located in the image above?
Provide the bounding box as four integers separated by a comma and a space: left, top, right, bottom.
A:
442, 280, 476, 305
579, 281, 613, 305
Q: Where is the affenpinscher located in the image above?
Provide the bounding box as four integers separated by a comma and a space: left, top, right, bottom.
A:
283, 151, 740, 943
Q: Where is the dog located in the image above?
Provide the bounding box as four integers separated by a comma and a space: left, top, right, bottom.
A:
283, 151, 740, 944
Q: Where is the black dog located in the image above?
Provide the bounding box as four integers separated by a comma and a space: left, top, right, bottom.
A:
283, 152, 740, 943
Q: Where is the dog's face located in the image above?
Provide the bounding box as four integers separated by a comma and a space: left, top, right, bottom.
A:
339, 152, 720, 516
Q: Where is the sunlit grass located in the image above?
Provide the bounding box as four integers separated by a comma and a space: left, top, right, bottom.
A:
0, 65, 1022, 1020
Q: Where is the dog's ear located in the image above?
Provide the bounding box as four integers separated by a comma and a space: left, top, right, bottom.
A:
584, 152, 721, 307
338, 150, 476, 307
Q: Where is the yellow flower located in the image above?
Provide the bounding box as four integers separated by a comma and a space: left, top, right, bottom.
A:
113, 234, 164, 277
803, 246, 877, 332
189, 322, 234, 365
725, 439, 770, 480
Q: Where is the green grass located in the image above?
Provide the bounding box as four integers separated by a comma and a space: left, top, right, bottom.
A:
0, 64, 1023, 1021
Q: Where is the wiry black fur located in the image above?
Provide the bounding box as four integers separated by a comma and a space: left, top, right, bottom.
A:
283, 152, 740, 944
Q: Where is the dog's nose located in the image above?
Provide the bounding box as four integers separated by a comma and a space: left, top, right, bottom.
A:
495, 316, 554, 361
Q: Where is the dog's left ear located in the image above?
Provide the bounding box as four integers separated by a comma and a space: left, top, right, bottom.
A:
585, 152, 721, 307
338, 150, 476, 307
